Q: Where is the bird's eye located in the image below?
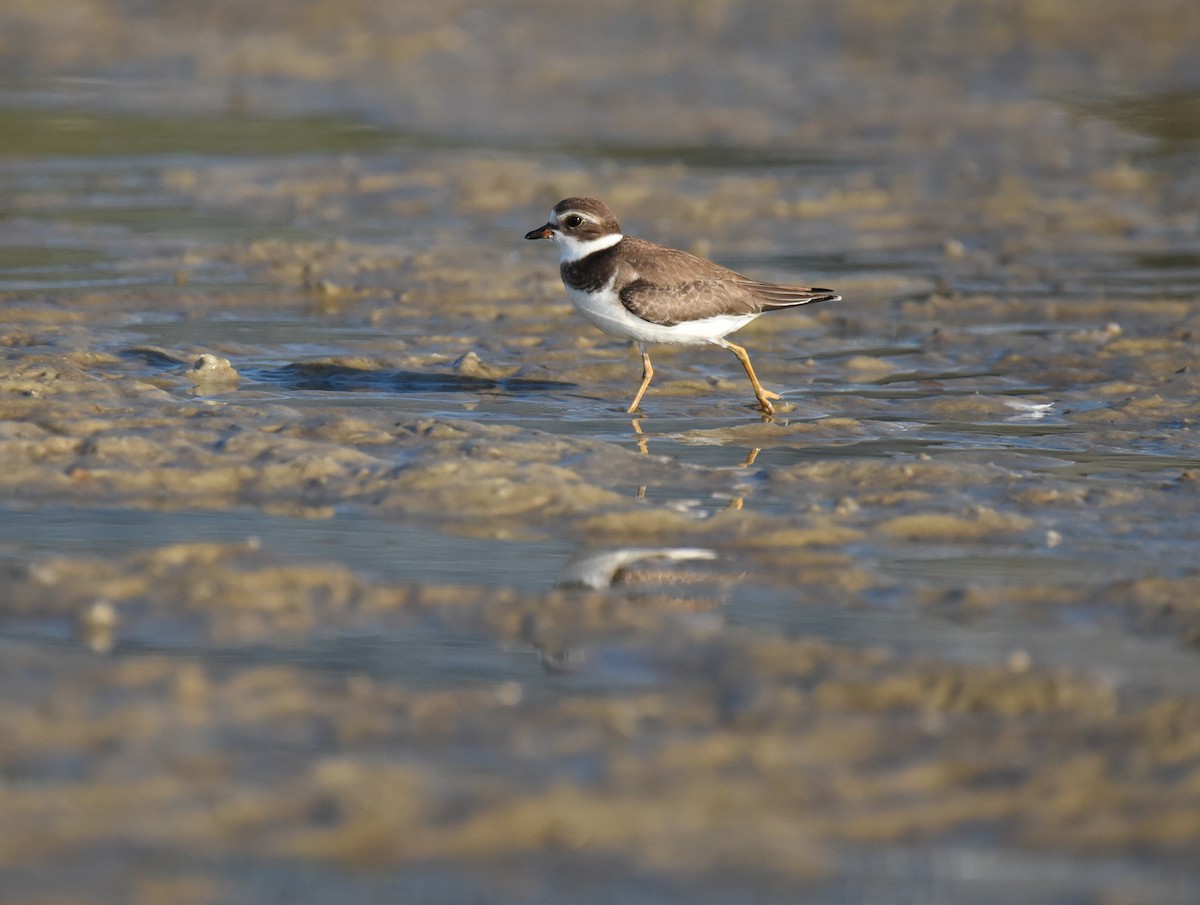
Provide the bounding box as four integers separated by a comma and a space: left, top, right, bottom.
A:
563, 214, 584, 229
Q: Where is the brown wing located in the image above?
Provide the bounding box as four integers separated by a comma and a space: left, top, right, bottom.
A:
619, 278, 761, 326
615, 237, 838, 326
733, 280, 840, 311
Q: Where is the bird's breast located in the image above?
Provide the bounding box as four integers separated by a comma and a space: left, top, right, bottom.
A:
561, 261, 616, 294
565, 281, 626, 329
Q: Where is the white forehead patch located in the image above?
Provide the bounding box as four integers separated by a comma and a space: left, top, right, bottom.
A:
552, 209, 590, 225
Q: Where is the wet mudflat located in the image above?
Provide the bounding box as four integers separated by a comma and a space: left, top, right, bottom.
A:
1, 2, 1200, 903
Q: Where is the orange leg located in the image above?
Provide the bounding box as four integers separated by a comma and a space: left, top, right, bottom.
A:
716, 339, 778, 415
627, 344, 654, 413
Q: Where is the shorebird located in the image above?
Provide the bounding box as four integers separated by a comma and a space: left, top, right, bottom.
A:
525, 197, 839, 414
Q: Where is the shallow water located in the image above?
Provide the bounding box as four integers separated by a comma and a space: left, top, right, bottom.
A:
2, 4, 1200, 902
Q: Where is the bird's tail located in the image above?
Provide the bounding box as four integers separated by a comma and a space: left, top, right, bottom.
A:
749, 282, 841, 310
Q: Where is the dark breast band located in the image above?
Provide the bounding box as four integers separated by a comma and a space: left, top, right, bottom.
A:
561, 243, 620, 293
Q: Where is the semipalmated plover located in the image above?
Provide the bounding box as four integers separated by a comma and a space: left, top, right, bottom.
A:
525, 197, 839, 415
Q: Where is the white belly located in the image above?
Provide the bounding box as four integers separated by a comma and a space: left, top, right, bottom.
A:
566, 284, 757, 346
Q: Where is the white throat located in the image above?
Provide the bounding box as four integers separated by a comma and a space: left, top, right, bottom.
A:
555, 231, 623, 264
